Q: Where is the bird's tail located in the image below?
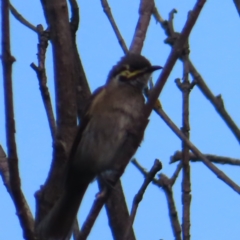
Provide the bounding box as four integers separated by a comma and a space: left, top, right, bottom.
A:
37, 183, 88, 240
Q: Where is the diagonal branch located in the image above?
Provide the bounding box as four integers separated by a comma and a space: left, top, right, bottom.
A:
132, 159, 182, 240
1, 1, 35, 239
145, 0, 206, 116
9, 3, 38, 33
188, 61, 240, 142
153, 6, 240, 143
100, 0, 128, 54
124, 159, 162, 240
154, 106, 240, 194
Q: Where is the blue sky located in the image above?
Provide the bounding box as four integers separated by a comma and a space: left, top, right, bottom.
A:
1, 1, 240, 239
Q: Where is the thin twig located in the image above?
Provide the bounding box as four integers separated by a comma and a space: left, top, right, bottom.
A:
30, 25, 56, 140
129, 0, 155, 53
171, 151, 240, 166
132, 159, 182, 240
1, 1, 35, 239
154, 107, 240, 194
100, 0, 128, 54
9, 3, 38, 33
170, 163, 182, 186
153, 6, 240, 143
124, 159, 162, 240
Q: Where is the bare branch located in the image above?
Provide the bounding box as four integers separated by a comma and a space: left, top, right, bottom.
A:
130, 0, 154, 53
154, 106, 240, 194
132, 160, 182, 240
30, 25, 56, 140
188, 61, 240, 142
100, 0, 128, 54
144, 0, 206, 117
36, 0, 78, 227
9, 3, 38, 33
153, 6, 240, 143
171, 151, 240, 166
1, 1, 35, 239
170, 163, 182, 186
124, 159, 162, 240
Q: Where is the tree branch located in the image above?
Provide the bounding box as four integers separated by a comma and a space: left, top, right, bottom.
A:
176, 54, 192, 240
100, 0, 128, 54
9, 3, 38, 33
171, 151, 240, 166
129, 0, 154, 53
124, 159, 162, 240
154, 106, 240, 194
145, 0, 206, 116
36, 0, 78, 228
30, 25, 56, 141
152, 6, 240, 143
1, 1, 35, 239
132, 159, 182, 240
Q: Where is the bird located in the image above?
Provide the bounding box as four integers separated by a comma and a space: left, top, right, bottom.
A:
37, 53, 162, 239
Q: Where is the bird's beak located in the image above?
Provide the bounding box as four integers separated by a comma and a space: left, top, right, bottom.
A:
145, 65, 162, 73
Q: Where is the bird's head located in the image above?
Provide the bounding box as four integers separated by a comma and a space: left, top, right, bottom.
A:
107, 54, 162, 90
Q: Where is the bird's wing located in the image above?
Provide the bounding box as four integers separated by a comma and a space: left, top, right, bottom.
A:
68, 86, 105, 163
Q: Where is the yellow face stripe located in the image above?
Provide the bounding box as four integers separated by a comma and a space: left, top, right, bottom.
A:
119, 69, 146, 79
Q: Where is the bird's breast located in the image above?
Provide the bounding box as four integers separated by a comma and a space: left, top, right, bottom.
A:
72, 86, 145, 175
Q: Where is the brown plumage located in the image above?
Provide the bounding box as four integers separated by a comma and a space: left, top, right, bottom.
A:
37, 53, 162, 239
